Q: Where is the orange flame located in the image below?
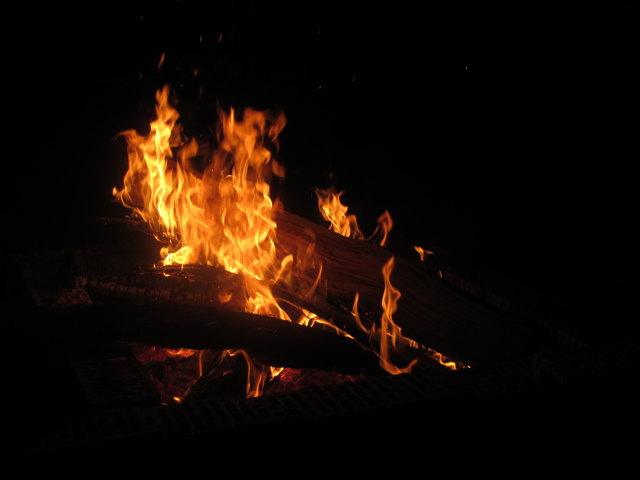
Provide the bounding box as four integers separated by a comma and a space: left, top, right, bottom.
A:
378, 257, 418, 374
115, 85, 289, 396
371, 210, 393, 247
315, 188, 393, 247
414, 245, 434, 261
314, 187, 364, 240
347, 260, 418, 374
116, 86, 461, 397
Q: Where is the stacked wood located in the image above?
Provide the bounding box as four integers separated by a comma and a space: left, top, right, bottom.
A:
90, 207, 534, 368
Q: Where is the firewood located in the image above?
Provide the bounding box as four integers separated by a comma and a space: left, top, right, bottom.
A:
96, 209, 534, 368
26, 303, 380, 374
274, 209, 533, 368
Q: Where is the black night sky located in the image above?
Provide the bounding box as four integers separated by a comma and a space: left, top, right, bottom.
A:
8, 3, 635, 343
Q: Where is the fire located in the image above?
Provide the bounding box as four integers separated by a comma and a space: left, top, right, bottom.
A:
372, 210, 393, 247
315, 188, 394, 247
314, 187, 364, 240
322, 193, 461, 372
115, 85, 289, 396
414, 245, 434, 261
345, 257, 418, 374
379, 257, 418, 374
349, 259, 462, 373
115, 86, 460, 399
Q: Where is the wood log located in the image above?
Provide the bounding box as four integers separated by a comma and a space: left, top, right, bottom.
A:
273, 209, 534, 368
94, 209, 535, 368
25, 303, 380, 374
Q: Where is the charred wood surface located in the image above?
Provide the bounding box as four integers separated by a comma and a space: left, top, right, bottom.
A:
274, 210, 534, 368
26, 303, 379, 374
24, 208, 535, 369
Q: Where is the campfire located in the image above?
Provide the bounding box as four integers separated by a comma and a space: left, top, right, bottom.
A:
108, 85, 465, 401
11, 78, 636, 465
10, 6, 637, 470
16, 83, 552, 419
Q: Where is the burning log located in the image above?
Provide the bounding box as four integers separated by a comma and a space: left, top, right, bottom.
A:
96, 210, 533, 368
101, 85, 533, 374
27, 303, 379, 374
274, 209, 534, 368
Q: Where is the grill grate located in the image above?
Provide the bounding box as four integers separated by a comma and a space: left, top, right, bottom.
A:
70, 347, 159, 408
27, 361, 538, 452
25, 333, 640, 455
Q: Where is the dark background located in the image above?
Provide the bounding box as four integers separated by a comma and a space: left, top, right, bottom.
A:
7, 2, 633, 340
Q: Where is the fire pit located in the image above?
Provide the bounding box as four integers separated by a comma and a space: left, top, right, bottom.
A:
7, 6, 637, 472
8, 91, 639, 455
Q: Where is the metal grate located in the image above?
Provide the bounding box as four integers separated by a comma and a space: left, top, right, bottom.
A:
70, 347, 159, 408
26, 332, 640, 454
27, 361, 538, 452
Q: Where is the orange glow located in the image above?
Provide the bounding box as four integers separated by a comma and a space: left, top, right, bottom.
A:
346, 260, 418, 374
165, 348, 197, 358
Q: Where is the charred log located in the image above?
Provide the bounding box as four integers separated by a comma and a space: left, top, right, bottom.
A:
26, 303, 379, 374
94, 210, 534, 368
273, 209, 534, 368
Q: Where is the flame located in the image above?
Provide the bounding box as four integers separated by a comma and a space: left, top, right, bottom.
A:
115, 85, 289, 396
414, 245, 434, 261
317, 197, 460, 372
116, 86, 461, 398
378, 257, 417, 374
427, 351, 459, 370
165, 348, 197, 358
315, 188, 395, 247
371, 210, 393, 247
345, 260, 418, 374
314, 187, 364, 240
